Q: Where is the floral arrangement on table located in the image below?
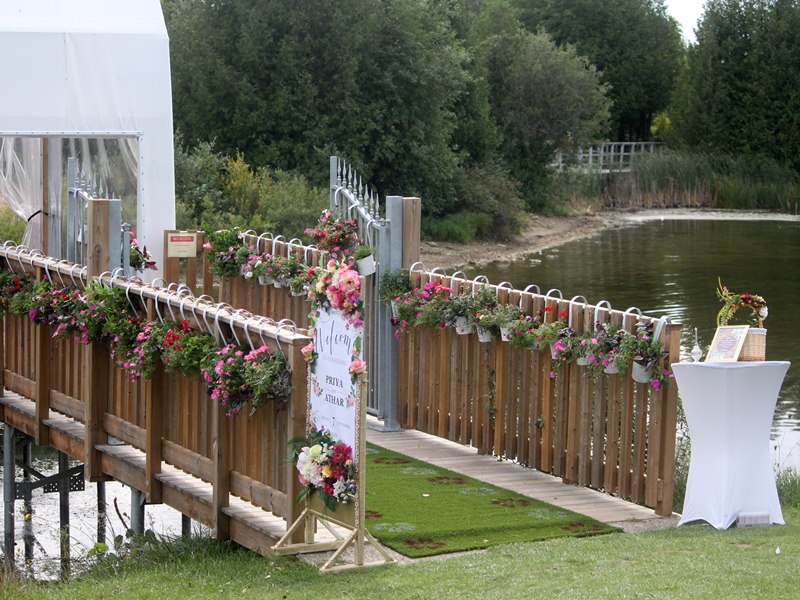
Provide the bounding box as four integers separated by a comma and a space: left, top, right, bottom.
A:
129, 234, 157, 272
716, 278, 768, 328
200, 342, 291, 416
304, 209, 361, 261
289, 425, 357, 511
202, 227, 247, 277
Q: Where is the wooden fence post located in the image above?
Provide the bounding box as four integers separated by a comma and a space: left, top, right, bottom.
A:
34, 264, 51, 447
655, 323, 682, 516
287, 337, 309, 543
84, 199, 115, 480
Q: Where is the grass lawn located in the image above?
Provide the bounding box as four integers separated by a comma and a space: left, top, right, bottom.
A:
4, 508, 799, 599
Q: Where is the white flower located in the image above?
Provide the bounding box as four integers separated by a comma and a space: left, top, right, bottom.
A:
333, 479, 346, 497
759, 306, 768, 319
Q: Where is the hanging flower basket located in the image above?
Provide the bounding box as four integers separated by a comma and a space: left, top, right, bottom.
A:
576, 357, 589, 366
390, 300, 399, 319
258, 274, 274, 286
455, 316, 473, 335
356, 254, 376, 276
476, 326, 494, 343
631, 362, 652, 384
603, 363, 620, 375
499, 326, 511, 342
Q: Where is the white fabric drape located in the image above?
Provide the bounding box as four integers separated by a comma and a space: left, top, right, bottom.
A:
0, 137, 43, 249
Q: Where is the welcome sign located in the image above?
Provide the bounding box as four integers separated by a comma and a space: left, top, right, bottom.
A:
307, 307, 362, 453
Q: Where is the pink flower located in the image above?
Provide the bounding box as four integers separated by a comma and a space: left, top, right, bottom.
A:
301, 342, 315, 360
337, 269, 361, 294
349, 358, 367, 375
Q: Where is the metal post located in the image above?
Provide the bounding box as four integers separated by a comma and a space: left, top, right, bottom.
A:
22, 441, 34, 567
58, 450, 70, 578
97, 480, 106, 548
182, 514, 192, 538
377, 196, 405, 432
130, 488, 145, 535
3, 424, 16, 568
329, 156, 339, 210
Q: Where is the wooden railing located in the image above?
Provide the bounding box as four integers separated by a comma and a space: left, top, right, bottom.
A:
398, 269, 681, 516
0, 244, 311, 550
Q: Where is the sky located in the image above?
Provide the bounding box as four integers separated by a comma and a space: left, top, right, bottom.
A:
664, 0, 704, 43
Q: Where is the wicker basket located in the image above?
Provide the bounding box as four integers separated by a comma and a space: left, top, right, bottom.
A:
739, 328, 766, 361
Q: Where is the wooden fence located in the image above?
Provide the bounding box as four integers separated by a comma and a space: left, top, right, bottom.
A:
0, 242, 312, 553
398, 269, 681, 516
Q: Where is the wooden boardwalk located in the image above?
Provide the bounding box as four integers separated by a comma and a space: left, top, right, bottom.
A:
366, 419, 679, 533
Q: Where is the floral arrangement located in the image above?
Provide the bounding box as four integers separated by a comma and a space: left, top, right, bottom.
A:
308, 259, 363, 326
200, 343, 292, 416
631, 320, 673, 390
378, 269, 411, 304
506, 314, 542, 348
716, 278, 768, 328
289, 426, 357, 511
473, 303, 523, 332
0, 271, 32, 315
129, 234, 157, 272
576, 322, 632, 377
304, 209, 361, 260
202, 227, 247, 277
159, 320, 219, 377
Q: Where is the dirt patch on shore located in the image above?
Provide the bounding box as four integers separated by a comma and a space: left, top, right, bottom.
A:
420, 213, 612, 271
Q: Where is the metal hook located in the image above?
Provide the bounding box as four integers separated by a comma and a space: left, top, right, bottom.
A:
427, 267, 447, 285
14, 246, 29, 273
275, 319, 298, 358
519, 284, 541, 309
43, 258, 55, 284
153, 288, 169, 324
125, 279, 140, 317
471, 275, 489, 295
98, 271, 113, 288
243, 318, 256, 351
287, 238, 303, 258
495, 281, 513, 299
68, 263, 83, 287
593, 299, 612, 326
654, 315, 671, 341
409, 261, 426, 273
257, 232, 274, 253
449, 270, 467, 296
568, 295, 588, 328
111, 267, 129, 281
545, 288, 563, 300
213, 303, 234, 345
150, 277, 167, 289
271, 235, 286, 257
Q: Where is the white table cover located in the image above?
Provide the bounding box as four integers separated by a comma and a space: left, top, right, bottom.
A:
673, 361, 790, 529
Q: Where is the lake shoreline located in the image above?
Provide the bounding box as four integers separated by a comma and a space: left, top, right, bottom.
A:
420, 208, 800, 271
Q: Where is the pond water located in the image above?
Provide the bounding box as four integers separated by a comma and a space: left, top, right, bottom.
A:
465, 217, 800, 469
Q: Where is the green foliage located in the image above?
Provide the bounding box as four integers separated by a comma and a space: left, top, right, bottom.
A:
516, 0, 683, 141
671, 0, 800, 172
378, 270, 411, 304
422, 211, 492, 243
0, 204, 26, 244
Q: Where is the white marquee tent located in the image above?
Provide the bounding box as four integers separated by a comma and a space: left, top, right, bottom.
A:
0, 0, 175, 277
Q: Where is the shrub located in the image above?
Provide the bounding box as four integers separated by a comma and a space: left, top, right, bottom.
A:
0, 204, 26, 244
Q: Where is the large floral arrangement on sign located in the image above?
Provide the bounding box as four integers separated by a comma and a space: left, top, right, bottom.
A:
304, 209, 361, 261
716, 278, 768, 328
289, 426, 357, 511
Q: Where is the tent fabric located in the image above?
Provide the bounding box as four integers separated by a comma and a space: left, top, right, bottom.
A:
0, 0, 175, 277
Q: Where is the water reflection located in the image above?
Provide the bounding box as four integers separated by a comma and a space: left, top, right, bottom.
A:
466, 219, 800, 464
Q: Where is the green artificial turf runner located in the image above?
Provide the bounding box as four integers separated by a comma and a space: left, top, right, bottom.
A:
365, 444, 619, 558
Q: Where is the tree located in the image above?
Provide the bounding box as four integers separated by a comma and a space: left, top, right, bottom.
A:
469, 4, 611, 207
671, 0, 800, 171
513, 0, 683, 141
165, 0, 470, 214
